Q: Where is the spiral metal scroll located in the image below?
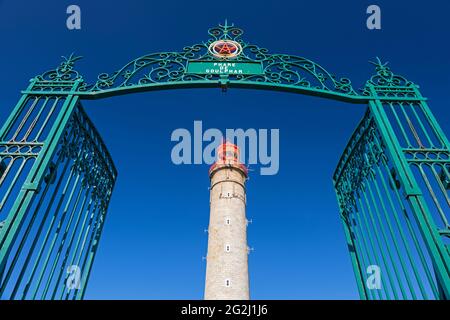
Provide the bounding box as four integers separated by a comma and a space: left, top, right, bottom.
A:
32, 23, 413, 99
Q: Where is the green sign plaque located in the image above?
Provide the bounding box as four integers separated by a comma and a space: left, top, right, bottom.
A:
187, 61, 264, 75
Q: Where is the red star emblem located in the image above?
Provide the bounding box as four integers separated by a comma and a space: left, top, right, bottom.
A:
215, 42, 237, 55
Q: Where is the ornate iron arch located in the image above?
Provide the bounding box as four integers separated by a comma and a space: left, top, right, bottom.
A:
26, 21, 412, 103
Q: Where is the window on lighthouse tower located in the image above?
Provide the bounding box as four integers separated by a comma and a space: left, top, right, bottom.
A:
225, 279, 231, 287
225, 245, 231, 252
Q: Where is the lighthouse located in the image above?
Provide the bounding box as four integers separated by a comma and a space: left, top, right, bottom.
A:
204, 142, 249, 300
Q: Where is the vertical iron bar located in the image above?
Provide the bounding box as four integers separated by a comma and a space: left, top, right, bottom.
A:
360, 188, 398, 298
388, 103, 412, 148
373, 134, 438, 298
0, 85, 81, 289
369, 96, 450, 298
356, 197, 390, 299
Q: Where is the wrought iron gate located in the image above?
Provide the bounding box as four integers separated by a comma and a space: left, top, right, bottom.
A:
0, 22, 448, 299
334, 63, 450, 299
0, 84, 116, 299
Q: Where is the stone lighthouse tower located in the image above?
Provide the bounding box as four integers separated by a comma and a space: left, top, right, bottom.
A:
204, 142, 249, 300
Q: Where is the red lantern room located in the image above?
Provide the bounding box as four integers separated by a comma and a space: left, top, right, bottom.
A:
209, 141, 248, 178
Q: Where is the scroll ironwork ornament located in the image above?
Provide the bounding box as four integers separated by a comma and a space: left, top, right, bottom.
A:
36, 53, 84, 83
33, 22, 360, 96
334, 111, 387, 217
56, 106, 116, 211
32, 24, 413, 100
362, 57, 413, 95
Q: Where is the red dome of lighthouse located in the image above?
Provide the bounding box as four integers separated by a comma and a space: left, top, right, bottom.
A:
209, 142, 248, 178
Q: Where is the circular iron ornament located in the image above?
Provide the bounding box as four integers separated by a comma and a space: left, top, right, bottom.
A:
208, 40, 242, 59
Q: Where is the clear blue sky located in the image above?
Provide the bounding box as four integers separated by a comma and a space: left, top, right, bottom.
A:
1, 0, 449, 299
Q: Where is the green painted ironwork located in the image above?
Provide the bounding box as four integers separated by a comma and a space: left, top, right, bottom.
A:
23, 22, 364, 102
0, 83, 116, 299
334, 60, 450, 299
0, 22, 449, 300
